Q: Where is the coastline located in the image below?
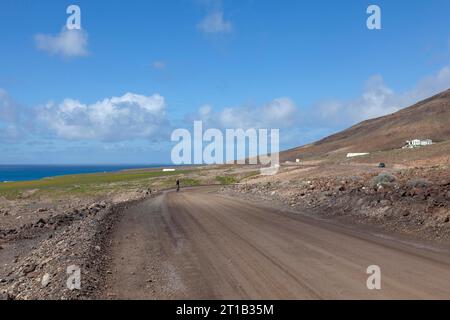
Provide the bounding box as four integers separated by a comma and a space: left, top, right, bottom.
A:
0, 164, 174, 183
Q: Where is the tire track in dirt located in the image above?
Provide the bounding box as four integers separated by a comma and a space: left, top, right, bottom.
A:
102, 187, 450, 299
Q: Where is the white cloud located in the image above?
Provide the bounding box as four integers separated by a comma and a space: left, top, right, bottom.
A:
316, 66, 450, 126
197, 12, 232, 34
195, 97, 297, 129
35, 27, 88, 58
38, 93, 169, 141
2, 64, 449, 153
405, 65, 450, 102
192, 64, 449, 147
317, 75, 398, 124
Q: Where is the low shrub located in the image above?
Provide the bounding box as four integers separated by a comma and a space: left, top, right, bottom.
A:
372, 173, 396, 187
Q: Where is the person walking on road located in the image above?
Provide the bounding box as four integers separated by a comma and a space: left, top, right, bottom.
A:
176, 179, 180, 192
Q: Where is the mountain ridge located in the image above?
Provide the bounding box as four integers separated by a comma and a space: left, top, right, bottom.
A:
281, 88, 450, 161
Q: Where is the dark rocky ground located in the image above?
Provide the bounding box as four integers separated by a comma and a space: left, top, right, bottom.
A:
0, 194, 151, 300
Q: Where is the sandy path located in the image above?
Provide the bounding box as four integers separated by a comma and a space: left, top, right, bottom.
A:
103, 187, 450, 299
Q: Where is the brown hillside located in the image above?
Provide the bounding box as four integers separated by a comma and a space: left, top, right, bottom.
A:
282, 88, 450, 161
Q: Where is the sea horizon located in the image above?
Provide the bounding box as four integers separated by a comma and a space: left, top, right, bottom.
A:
0, 164, 174, 182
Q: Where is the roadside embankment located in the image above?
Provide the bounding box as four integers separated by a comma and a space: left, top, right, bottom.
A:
0, 191, 153, 300
223, 165, 450, 242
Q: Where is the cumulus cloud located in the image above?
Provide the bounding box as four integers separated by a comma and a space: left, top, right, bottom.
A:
405, 65, 450, 102
2, 64, 449, 154
194, 97, 297, 129
192, 64, 450, 147
174, 65, 447, 150
37, 93, 169, 141
316, 75, 398, 125
315, 65, 450, 127
197, 12, 232, 34
35, 27, 88, 58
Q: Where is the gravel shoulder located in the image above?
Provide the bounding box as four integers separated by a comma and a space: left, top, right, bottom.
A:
226, 163, 450, 242
0, 192, 148, 300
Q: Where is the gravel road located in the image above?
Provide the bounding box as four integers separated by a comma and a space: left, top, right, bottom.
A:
102, 187, 450, 299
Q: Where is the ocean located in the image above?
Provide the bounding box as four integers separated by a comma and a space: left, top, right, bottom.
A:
0, 164, 165, 182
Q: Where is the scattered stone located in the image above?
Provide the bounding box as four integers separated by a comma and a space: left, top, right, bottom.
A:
0, 292, 12, 300
35, 218, 47, 228
22, 263, 37, 275
41, 273, 51, 287
224, 166, 449, 242
0, 198, 138, 300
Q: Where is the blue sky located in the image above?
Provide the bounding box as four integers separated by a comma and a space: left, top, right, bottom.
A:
0, 0, 449, 164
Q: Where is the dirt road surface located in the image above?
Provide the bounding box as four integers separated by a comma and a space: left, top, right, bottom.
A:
102, 187, 450, 299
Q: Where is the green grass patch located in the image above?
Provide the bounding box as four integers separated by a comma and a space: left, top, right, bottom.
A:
180, 178, 201, 187
216, 175, 238, 185
0, 189, 23, 200
241, 171, 260, 180
0, 170, 192, 196
161, 177, 201, 188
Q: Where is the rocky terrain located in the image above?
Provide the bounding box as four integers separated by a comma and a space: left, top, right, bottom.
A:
0, 190, 151, 300
224, 164, 450, 242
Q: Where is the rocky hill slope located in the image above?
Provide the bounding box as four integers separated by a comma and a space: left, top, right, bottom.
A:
282, 89, 450, 161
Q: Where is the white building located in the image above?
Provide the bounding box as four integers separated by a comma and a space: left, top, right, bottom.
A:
346, 153, 370, 158
403, 139, 432, 149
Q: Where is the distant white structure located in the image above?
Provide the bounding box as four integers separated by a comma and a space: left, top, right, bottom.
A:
402, 139, 432, 149
296, 159, 300, 163
347, 153, 370, 158
162, 168, 176, 172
